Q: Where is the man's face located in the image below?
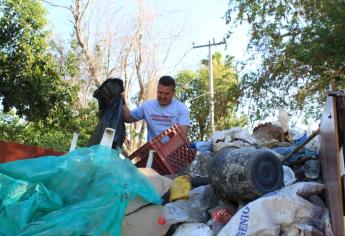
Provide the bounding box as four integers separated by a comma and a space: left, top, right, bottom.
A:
157, 84, 175, 106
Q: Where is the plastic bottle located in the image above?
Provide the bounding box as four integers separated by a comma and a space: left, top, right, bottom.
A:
190, 141, 213, 152
163, 185, 218, 224
304, 159, 320, 179
185, 151, 213, 187
208, 202, 236, 235
211, 208, 234, 235
162, 200, 208, 224
304, 135, 320, 157
188, 185, 218, 210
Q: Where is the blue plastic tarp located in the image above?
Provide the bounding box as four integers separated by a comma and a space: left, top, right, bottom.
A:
0, 145, 161, 236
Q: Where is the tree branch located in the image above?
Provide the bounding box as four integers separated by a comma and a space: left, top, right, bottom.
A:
41, 0, 71, 11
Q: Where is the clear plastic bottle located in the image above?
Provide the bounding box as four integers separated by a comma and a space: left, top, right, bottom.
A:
304, 135, 320, 157
163, 200, 193, 224
162, 185, 218, 224
304, 159, 320, 179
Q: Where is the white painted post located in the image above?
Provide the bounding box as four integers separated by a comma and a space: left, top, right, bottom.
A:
69, 132, 79, 152
100, 128, 115, 148
146, 150, 156, 168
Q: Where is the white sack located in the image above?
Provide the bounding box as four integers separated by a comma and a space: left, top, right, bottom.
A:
218, 182, 333, 236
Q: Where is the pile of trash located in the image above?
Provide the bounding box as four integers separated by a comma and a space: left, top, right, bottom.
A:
0, 114, 333, 235
158, 119, 332, 235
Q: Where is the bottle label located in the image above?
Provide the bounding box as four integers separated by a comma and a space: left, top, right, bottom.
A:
211, 208, 234, 224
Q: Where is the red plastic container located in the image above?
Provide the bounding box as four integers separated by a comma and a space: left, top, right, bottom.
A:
129, 125, 196, 175
0, 141, 64, 163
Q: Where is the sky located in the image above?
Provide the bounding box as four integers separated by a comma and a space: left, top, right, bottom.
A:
43, 0, 317, 131
150, 0, 250, 69
44, 0, 249, 73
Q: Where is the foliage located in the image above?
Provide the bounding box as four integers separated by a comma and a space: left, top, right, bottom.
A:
0, 0, 93, 151
50, 38, 82, 80
176, 52, 247, 140
0, 102, 98, 152
226, 0, 345, 120
0, 0, 76, 122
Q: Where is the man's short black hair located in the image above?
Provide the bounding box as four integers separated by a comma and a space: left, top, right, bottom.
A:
158, 75, 176, 90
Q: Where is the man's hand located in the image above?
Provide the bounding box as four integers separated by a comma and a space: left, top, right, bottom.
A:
123, 103, 136, 123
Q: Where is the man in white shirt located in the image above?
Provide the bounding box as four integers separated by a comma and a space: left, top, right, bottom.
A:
123, 75, 190, 141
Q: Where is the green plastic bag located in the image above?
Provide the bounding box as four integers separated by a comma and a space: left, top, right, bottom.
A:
0, 145, 161, 236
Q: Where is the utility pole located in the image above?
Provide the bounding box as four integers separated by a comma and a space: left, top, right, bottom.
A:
193, 38, 226, 134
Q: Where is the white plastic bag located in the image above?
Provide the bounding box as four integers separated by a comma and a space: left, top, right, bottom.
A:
218, 182, 333, 236
173, 223, 212, 236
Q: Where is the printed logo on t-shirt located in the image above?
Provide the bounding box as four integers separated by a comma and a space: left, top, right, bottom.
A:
150, 114, 174, 123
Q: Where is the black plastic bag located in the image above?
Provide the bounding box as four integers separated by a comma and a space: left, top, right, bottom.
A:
88, 78, 126, 148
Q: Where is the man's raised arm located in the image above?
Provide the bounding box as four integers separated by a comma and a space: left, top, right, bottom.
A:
123, 104, 136, 123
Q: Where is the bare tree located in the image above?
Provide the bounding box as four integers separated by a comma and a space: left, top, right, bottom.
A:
43, 0, 188, 152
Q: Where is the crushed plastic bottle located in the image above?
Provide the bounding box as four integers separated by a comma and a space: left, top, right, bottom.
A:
184, 151, 213, 187
162, 200, 208, 224
163, 185, 218, 224
188, 185, 219, 210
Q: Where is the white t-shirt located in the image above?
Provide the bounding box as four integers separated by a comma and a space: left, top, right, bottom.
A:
130, 99, 190, 141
